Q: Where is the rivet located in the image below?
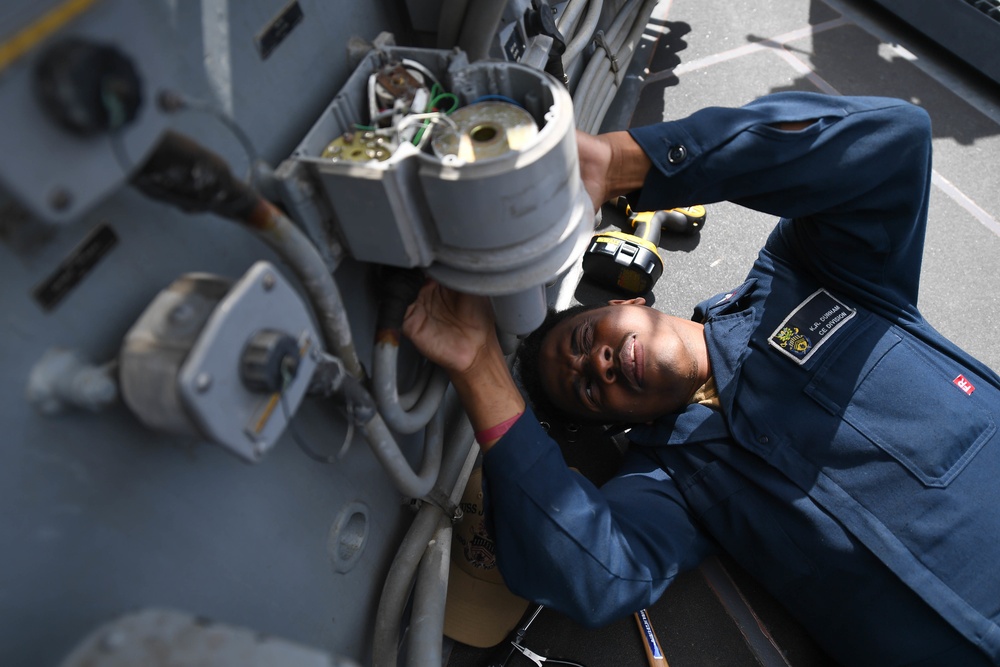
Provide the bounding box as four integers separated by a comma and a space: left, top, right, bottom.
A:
195, 372, 212, 392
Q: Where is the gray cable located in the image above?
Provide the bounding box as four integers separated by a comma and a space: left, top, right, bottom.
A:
374, 340, 450, 434
573, 0, 640, 123
583, 0, 658, 133
406, 515, 453, 667
372, 397, 478, 667
557, 0, 590, 37
562, 0, 605, 70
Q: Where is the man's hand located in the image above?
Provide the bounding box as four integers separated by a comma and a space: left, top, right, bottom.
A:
576, 129, 652, 211
402, 280, 525, 450
402, 280, 497, 376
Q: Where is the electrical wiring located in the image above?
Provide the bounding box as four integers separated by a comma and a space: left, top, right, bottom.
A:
428, 83, 459, 114
401, 57, 442, 91
562, 0, 605, 69
356, 61, 469, 158
557, 0, 590, 36
578, 0, 658, 133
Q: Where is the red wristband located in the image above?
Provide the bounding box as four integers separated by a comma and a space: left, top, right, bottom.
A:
475, 412, 523, 444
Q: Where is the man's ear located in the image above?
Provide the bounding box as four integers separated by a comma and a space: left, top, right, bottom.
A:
608, 297, 646, 306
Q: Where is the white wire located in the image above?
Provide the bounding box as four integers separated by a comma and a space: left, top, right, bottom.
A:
401, 58, 442, 90
396, 112, 458, 132
368, 72, 379, 122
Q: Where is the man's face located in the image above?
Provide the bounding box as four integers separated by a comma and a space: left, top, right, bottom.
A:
538, 301, 703, 423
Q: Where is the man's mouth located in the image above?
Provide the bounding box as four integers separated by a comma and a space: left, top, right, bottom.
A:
619, 333, 643, 390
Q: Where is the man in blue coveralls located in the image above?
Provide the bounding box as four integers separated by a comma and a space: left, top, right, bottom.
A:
403, 92, 1000, 666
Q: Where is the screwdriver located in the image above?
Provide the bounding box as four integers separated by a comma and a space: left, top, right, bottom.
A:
635, 608, 670, 667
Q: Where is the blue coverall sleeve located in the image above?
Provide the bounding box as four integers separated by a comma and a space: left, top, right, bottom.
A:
629, 92, 933, 312
482, 408, 713, 627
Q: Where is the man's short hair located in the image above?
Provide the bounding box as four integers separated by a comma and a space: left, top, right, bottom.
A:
513, 302, 604, 423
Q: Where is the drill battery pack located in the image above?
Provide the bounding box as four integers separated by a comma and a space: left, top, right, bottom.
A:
582, 230, 663, 294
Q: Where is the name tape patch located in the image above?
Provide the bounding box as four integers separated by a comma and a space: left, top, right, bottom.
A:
769, 289, 856, 364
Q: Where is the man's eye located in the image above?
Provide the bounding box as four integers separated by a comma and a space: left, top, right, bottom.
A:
583, 321, 595, 352
585, 381, 595, 404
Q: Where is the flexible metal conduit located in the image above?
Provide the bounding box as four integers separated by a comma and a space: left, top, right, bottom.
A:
400, 361, 433, 410
372, 401, 478, 667
244, 198, 366, 378
372, 506, 441, 667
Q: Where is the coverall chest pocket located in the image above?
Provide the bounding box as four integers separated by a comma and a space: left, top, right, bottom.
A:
805, 324, 996, 488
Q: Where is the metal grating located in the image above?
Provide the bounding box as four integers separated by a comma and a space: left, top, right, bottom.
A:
964, 0, 1000, 22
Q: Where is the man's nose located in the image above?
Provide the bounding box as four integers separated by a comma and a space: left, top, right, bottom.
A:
590, 344, 616, 383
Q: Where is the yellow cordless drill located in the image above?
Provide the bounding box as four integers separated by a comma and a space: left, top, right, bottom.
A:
582, 199, 706, 294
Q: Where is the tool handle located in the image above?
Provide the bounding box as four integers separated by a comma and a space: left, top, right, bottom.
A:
634, 609, 669, 667
483, 605, 544, 667
630, 211, 663, 248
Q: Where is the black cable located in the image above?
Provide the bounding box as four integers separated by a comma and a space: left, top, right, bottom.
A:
157, 89, 261, 186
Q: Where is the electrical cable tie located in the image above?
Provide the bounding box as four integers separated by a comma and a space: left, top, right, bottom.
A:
592, 31, 621, 86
